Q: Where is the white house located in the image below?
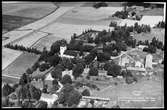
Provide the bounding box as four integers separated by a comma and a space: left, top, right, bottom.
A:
62, 69, 74, 80
145, 54, 153, 69
39, 93, 58, 108
135, 61, 144, 68
60, 46, 67, 57
137, 45, 148, 50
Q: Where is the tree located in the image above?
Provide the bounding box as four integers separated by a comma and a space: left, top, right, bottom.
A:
47, 54, 60, 67
58, 84, 75, 105
104, 61, 115, 71
61, 74, 72, 85
31, 61, 39, 71
84, 53, 96, 65
2, 83, 15, 97
51, 68, 62, 80
88, 67, 98, 76
60, 58, 73, 70
97, 52, 110, 62
72, 63, 84, 79
107, 64, 121, 77
26, 68, 33, 75
81, 89, 90, 96
19, 73, 29, 86
39, 63, 50, 72
66, 89, 82, 107
50, 39, 67, 54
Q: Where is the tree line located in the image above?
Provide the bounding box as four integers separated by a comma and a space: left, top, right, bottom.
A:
4, 43, 42, 54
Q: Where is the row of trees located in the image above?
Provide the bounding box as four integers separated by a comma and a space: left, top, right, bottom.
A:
4, 43, 42, 54
154, 21, 165, 28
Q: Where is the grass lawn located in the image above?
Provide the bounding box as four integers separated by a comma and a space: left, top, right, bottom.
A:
2, 52, 40, 78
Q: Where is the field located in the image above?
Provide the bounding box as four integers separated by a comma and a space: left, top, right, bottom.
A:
92, 77, 163, 108
2, 52, 40, 78
2, 2, 58, 33
2, 15, 35, 33
118, 16, 164, 27
139, 8, 164, 16
12, 31, 48, 48
2, 48, 22, 70
133, 28, 165, 44
56, 7, 122, 26
81, 2, 123, 7
41, 22, 114, 42
32, 35, 63, 51
2, 2, 58, 19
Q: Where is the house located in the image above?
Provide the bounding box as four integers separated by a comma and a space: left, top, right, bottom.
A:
135, 61, 144, 68
137, 45, 148, 50
145, 54, 153, 69
62, 69, 74, 80
60, 46, 67, 57
39, 93, 58, 108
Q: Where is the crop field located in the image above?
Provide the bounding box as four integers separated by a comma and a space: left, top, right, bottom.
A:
12, 31, 48, 48
2, 2, 58, 33
2, 48, 22, 70
41, 22, 114, 42
2, 2, 58, 19
2, 15, 35, 33
56, 7, 122, 26
133, 28, 165, 44
2, 52, 40, 78
32, 35, 63, 51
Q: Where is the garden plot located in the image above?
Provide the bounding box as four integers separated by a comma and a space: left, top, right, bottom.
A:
2, 52, 39, 78
41, 22, 114, 42
2, 48, 22, 70
33, 35, 63, 51
2, 2, 58, 19
12, 31, 48, 48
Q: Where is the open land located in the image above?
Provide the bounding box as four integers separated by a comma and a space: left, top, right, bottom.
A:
2, 52, 39, 78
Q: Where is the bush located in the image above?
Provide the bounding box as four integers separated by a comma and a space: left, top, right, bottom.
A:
93, 2, 108, 9
88, 67, 98, 76
81, 89, 90, 96
155, 21, 165, 28
109, 22, 117, 27
107, 64, 121, 77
